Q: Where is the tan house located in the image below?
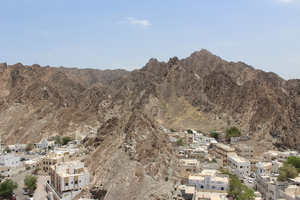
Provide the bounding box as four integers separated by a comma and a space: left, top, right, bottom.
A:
234, 144, 254, 159
212, 143, 236, 166
41, 151, 70, 175
46, 161, 90, 200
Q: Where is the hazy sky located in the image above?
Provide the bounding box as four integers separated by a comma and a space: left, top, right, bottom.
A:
1, 0, 300, 80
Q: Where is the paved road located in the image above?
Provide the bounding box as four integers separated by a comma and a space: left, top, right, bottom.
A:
11, 169, 33, 200
11, 152, 41, 200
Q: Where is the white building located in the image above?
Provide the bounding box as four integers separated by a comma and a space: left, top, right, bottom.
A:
8, 144, 27, 152
256, 162, 272, 176
188, 169, 229, 191
271, 160, 283, 173
254, 175, 300, 200
227, 155, 250, 177
35, 140, 55, 150
0, 153, 20, 168
46, 161, 90, 200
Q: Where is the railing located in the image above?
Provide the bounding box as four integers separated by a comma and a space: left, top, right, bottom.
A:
45, 181, 62, 199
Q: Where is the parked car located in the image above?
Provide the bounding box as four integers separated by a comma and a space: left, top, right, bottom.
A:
23, 189, 28, 195
250, 173, 256, 178
20, 157, 26, 161
248, 178, 253, 183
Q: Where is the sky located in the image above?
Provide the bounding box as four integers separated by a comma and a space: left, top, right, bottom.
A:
1, 0, 300, 80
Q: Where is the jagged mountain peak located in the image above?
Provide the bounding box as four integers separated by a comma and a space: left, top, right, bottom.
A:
1, 50, 300, 199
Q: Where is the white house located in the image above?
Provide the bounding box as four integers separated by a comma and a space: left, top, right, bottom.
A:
188, 169, 229, 191
0, 153, 20, 168
35, 140, 55, 150
46, 161, 90, 200
227, 155, 251, 177
256, 162, 272, 176
0, 166, 11, 178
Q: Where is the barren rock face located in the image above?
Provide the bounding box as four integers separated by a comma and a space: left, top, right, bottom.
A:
1, 49, 300, 198
78, 110, 178, 200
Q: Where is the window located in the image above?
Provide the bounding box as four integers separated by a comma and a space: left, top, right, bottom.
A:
240, 166, 243, 168
221, 187, 224, 190
65, 183, 68, 186
75, 180, 78, 184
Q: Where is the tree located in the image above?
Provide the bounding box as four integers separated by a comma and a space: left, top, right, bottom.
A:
3, 146, 11, 153
285, 156, 300, 172
170, 129, 176, 133
24, 175, 38, 192
210, 132, 219, 140
176, 138, 185, 146
228, 177, 255, 200
224, 169, 255, 200
226, 127, 241, 142
187, 129, 193, 134
277, 170, 287, 182
62, 136, 72, 145
280, 164, 298, 179
34, 167, 41, 174
25, 143, 34, 152
0, 179, 18, 198
54, 136, 63, 146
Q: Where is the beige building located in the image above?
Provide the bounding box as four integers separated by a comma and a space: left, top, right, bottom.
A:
234, 144, 254, 159
262, 150, 299, 162
46, 161, 90, 200
261, 151, 279, 161
249, 158, 262, 172
188, 149, 206, 163
179, 159, 200, 173
41, 151, 70, 175
0, 166, 11, 178
212, 143, 236, 166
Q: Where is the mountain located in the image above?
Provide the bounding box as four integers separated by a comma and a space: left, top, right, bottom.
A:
1, 49, 300, 198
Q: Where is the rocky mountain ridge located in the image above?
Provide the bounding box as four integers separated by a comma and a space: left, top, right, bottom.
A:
1, 49, 300, 199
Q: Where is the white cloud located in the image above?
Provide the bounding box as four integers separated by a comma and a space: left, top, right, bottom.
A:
279, 0, 293, 2
127, 17, 151, 28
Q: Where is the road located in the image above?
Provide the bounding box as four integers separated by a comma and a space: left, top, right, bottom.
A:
11, 152, 40, 200
241, 175, 254, 189
11, 169, 33, 200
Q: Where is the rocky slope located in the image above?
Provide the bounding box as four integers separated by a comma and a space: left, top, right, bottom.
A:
1, 49, 300, 198
75, 110, 178, 200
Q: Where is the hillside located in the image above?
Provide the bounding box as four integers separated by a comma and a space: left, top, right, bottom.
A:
1, 49, 300, 198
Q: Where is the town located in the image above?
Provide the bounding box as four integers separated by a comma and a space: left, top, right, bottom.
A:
0, 133, 92, 200
168, 127, 300, 200
0, 127, 300, 200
